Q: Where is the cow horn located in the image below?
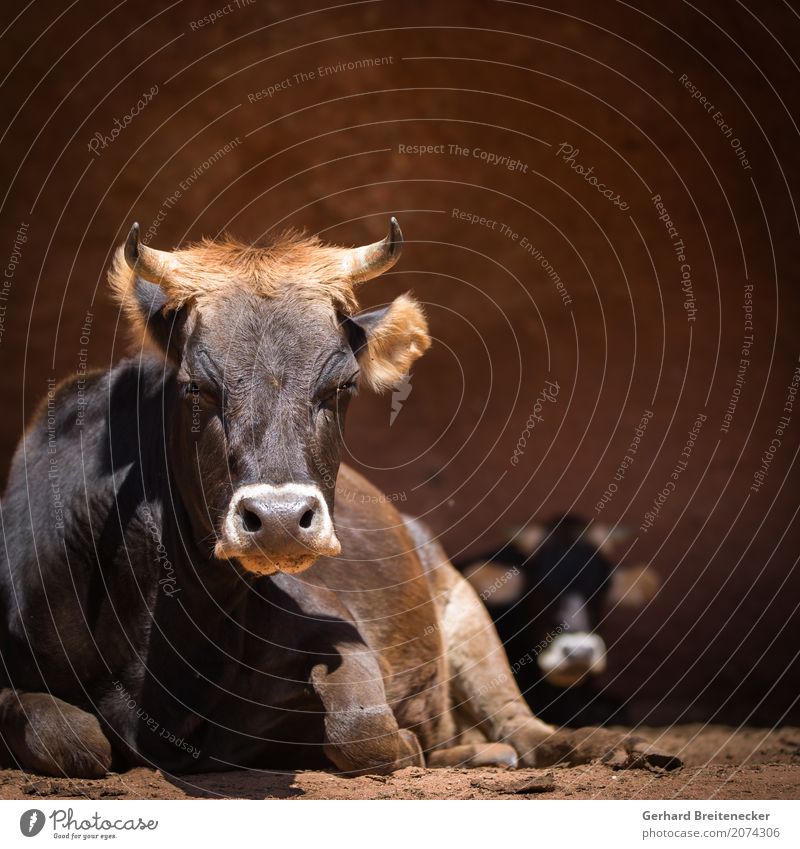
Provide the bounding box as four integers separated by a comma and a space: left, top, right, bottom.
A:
341, 217, 403, 285
124, 222, 178, 284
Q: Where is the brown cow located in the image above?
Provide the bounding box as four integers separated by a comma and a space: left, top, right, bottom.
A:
0, 220, 679, 777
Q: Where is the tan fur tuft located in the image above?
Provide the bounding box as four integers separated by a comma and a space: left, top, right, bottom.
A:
108, 230, 364, 333
108, 231, 431, 384
359, 294, 431, 392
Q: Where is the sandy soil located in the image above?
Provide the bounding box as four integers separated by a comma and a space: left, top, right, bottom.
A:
1, 726, 798, 800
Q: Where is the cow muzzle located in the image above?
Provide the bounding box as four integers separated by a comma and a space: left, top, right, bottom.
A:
215, 483, 341, 575
537, 632, 607, 687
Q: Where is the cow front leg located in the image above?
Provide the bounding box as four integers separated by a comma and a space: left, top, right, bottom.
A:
310, 653, 423, 775
0, 689, 112, 778
434, 572, 681, 771
433, 567, 555, 766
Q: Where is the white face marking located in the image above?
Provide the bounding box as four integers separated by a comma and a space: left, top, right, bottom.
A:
214, 482, 341, 575
537, 632, 608, 688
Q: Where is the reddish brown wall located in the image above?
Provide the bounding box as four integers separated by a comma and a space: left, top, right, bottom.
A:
1, 0, 798, 724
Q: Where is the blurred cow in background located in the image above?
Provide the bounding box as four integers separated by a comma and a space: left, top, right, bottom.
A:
462, 515, 660, 728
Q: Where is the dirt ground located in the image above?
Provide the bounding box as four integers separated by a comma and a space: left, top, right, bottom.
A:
1, 726, 798, 800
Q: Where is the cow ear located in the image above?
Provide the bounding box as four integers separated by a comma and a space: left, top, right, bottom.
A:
607, 563, 661, 608
588, 523, 635, 556
512, 523, 547, 555
129, 275, 193, 362
345, 294, 431, 392
463, 561, 525, 607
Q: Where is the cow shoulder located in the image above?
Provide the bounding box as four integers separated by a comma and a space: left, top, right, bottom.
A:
331, 464, 416, 560
310, 463, 439, 651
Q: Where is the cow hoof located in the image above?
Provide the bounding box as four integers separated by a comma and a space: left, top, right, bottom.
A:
10, 694, 112, 778
537, 728, 683, 772
499, 716, 555, 768
428, 743, 519, 769
602, 738, 683, 772
396, 729, 425, 769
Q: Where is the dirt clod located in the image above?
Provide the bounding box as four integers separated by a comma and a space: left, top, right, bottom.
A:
471, 771, 555, 794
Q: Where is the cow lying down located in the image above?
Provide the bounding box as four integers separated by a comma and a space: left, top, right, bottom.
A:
463, 516, 661, 728
0, 219, 680, 778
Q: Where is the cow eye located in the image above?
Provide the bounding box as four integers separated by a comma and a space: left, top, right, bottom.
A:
337, 377, 359, 396
183, 378, 217, 406
317, 374, 359, 411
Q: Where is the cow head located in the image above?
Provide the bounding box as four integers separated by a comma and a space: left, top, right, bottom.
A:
519, 516, 659, 687
110, 218, 429, 576
520, 516, 613, 687
467, 515, 660, 688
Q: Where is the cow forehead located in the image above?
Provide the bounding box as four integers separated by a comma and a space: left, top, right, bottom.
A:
200, 290, 339, 342
187, 292, 348, 379
533, 548, 612, 603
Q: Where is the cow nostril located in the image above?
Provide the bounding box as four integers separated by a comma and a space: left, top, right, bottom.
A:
299, 509, 314, 530
241, 507, 262, 533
